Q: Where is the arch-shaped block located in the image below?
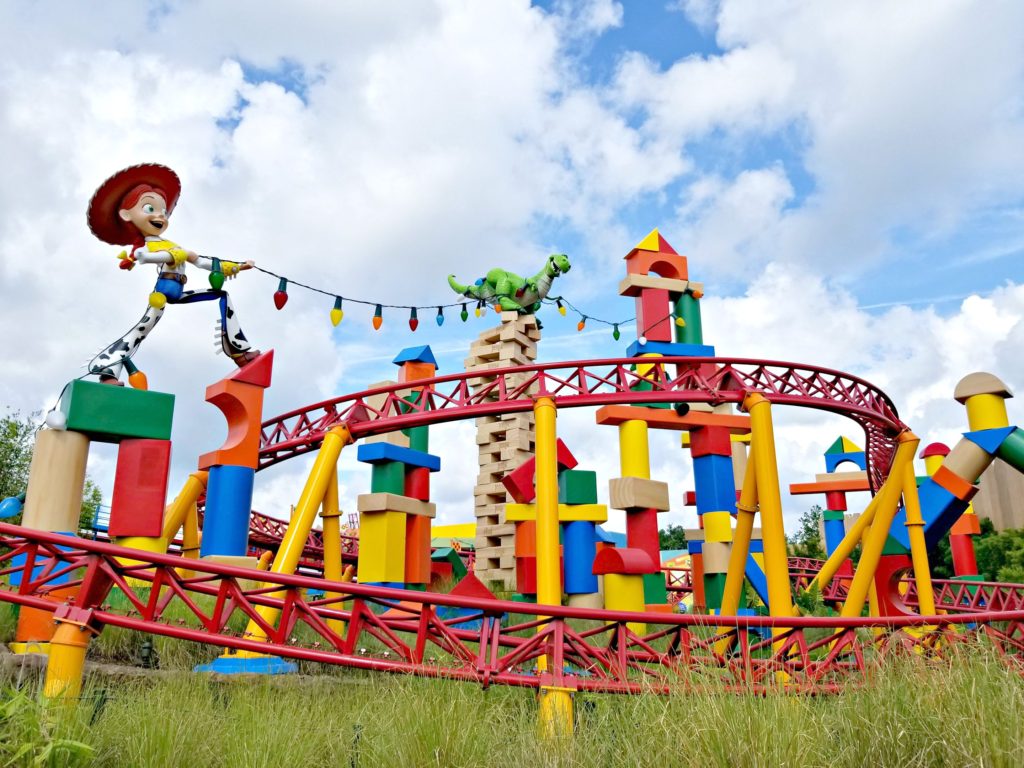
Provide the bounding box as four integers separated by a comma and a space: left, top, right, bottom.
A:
198, 357, 272, 470
592, 546, 657, 575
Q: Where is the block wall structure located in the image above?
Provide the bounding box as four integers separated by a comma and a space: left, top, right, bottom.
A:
466, 312, 541, 585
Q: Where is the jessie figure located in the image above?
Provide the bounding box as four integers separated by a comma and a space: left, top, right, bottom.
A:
86, 163, 260, 383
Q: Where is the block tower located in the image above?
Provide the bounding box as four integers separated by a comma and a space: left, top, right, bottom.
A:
502, 439, 609, 608
465, 312, 541, 586
356, 346, 440, 589
11, 379, 174, 652
198, 351, 274, 566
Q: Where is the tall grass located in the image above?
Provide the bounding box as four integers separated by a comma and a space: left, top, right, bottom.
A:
2, 641, 1022, 767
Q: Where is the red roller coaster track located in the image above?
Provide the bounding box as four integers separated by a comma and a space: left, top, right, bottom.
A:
2, 526, 1023, 694
258, 357, 907, 490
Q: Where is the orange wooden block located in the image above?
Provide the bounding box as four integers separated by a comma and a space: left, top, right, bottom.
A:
645, 603, 675, 615
932, 465, 978, 502
398, 362, 436, 383
789, 478, 871, 495
198, 377, 265, 470
515, 520, 537, 557
596, 405, 750, 433
404, 514, 432, 584
14, 585, 78, 642
624, 249, 687, 281
950, 513, 982, 536
691, 553, 705, 608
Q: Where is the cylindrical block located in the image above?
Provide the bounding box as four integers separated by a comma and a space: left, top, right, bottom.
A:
823, 517, 847, 558
950, 534, 978, 576
824, 491, 847, 511
944, 438, 994, 483
673, 292, 703, 345
199, 464, 255, 557
23, 429, 89, 532
619, 420, 650, 478
964, 394, 1009, 432
563, 521, 598, 594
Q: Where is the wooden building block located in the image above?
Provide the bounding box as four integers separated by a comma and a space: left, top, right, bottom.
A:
701, 541, 731, 573
596, 404, 750, 433
608, 477, 670, 511
932, 465, 979, 502
364, 430, 410, 448
357, 492, 436, 518
59, 379, 174, 443
944, 438, 994, 483
558, 469, 598, 504
405, 514, 432, 584
109, 439, 171, 537
22, 429, 89, 532
618, 273, 689, 297
371, 461, 406, 494
358, 510, 407, 583
197, 373, 265, 470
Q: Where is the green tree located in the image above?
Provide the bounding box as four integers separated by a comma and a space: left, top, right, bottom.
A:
0, 408, 105, 532
788, 504, 826, 560
658, 524, 687, 550
975, 525, 1024, 582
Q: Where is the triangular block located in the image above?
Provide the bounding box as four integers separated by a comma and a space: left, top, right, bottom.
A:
634, 228, 661, 252
962, 426, 1015, 455
841, 436, 863, 453
656, 233, 677, 254
448, 572, 497, 601
227, 350, 274, 388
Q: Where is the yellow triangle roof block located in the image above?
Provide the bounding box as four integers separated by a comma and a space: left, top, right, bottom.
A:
635, 228, 662, 252
841, 436, 863, 453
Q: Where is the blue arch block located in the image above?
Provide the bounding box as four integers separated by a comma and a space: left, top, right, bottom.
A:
825, 451, 867, 473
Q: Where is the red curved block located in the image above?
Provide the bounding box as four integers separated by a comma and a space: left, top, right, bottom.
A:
592, 546, 657, 575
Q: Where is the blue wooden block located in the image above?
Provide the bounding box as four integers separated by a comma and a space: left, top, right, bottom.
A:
687, 540, 703, 554
199, 465, 254, 557
626, 339, 716, 357
823, 517, 846, 556
693, 455, 737, 514
962, 427, 1015, 455
748, 538, 764, 554
563, 521, 598, 594
890, 478, 968, 550
9, 532, 76, 587
744, 554, 769, 605
824, 451, 867, 473
392, 346, 438, 366
356, 442, 440, 471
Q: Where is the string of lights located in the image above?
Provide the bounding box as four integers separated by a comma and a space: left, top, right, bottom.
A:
225, 261, 656, 339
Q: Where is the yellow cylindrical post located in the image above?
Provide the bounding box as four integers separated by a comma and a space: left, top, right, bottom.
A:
43, 622, 92, 700
902, 455, 935, 616
243, 425, 352, 643
964, 394, 1009, 432
839, 434, 919, 619
618, 420, 650, 478
538, 686, 574, 740
535, 397, 561, 612
160, 471, 208, 547
321, 465, 347, 636
743, 394, 793, 632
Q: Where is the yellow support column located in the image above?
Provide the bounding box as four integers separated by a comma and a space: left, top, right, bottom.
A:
743, 394, 793, 635
716, 455, 757, 653
160, 471, 208, 548
810, 490, 884, 593
534, 396, 572, 736
902, 456, 936, 616
838, 433, 919, 619
320, 466, 348, 636
43, 621, 93, 700
242, 425, 352, 644
619, 420, 650, 478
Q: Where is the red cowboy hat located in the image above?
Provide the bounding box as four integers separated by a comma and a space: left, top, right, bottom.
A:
87, 163, 182, 245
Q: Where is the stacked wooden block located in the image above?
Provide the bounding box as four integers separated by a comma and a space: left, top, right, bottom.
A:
466, 312, 541, 585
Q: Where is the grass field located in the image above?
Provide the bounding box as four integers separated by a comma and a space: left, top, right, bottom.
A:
2, 629, 1023, 767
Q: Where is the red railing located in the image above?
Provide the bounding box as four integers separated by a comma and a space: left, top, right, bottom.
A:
4, 525, 1023, 695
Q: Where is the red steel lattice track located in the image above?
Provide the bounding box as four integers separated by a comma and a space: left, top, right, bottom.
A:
258, 357, 907, 490
3, 526, 1024, 695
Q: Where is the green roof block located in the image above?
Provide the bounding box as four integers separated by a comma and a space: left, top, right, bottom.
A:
59, 379, 174, 443
558, 469, 598, 504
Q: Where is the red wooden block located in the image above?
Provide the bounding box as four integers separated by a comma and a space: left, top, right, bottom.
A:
516, 556, 537, 594
689, 426, 733, 458
449, 572, 497, 600
872, 554, 912, 617
950, 513, 981, 536
824, 491, 848, 511
593, 547, 657, 575
430, 560, 453, 586
405, 515, 431, 584
626, 508, 660, 565
950, 533, 978, 576
226, 349, 274, 387
501, 439, 579, 503
624, 248, 687, 280
404, 466, 430, 501
635, 288, 673, 342
109, 439, 171, 537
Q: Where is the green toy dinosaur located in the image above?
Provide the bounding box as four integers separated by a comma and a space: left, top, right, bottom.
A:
447, 254, 571, 314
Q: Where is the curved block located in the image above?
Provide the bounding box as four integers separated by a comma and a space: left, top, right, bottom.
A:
592, 546, 656, 575
198, 380, 267, 471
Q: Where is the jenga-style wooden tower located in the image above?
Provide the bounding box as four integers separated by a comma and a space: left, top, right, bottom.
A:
465, 312, 541, 585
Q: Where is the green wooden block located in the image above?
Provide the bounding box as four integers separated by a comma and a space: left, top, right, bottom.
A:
511, 593, 537, 604
881, 535, 909, 556
643, 570, 668, 604
823, 509, 846, 521
370, 461, 406, 494
558, 470, 598, 504
702, 572, 729, 610
59, 379, 174, 443
406, 426, 429, 453
430, 547, 467, 580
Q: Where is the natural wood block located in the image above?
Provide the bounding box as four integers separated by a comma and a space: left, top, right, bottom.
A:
608, 477, 670, 511
364, 430, 410, 448
357, 492, 436, 518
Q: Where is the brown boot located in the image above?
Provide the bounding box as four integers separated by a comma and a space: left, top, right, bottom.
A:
230, 349, 262, 368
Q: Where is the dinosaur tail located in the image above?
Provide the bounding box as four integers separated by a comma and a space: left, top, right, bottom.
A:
448, 274, 474, 297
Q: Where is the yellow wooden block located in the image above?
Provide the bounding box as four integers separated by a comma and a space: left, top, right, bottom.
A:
357, 492, 436, 518
357, 510, 407, 583
618, 420, 650, 478
603, 573, 646, 635
635, 229, 661, 252
23, 429, 89, 532
504, 503, 608, 523
608, 477, 670, 511
702, 511, 733, 542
